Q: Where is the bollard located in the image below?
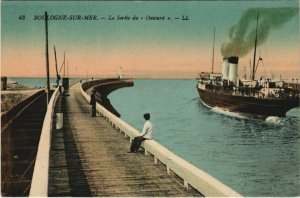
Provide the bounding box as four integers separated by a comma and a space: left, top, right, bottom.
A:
184, 180, 190, 189
167, 166, 171, 175
154, 157, 158, 164
56, 113, 63, 129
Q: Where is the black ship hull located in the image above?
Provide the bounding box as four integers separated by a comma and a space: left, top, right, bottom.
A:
197, 87, 299, 118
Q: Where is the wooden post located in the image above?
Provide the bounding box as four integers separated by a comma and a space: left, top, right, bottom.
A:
45, 11, 50, 103
167, 166, 171, 175
154, 157, 158, 164
184, 180, 190, 189
54, 45, 60, 87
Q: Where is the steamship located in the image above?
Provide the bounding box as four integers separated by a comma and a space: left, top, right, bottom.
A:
196, 23, 299, 118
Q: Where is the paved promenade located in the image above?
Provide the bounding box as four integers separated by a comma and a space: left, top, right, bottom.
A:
48, 84, 202, 196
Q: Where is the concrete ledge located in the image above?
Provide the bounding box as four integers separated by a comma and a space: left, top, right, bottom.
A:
80, 82, 242, 197
29, 87, 60, 197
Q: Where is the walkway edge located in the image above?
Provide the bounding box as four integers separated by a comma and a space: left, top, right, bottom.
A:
29, 87, 60, 197
80, 82, 242, 197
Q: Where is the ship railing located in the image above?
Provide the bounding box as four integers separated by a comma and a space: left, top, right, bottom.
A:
205, 81, 300, 100
80, 82, 242, 197
29, 87, 60, 197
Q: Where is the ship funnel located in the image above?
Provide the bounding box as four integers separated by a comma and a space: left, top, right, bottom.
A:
221, 58, 229, 80
228, 56, 239, 83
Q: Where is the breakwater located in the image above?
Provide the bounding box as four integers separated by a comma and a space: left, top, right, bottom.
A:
82, 78, 134, 117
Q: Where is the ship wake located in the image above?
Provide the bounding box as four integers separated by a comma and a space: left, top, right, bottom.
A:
211, 107, 247, 119
200, 98, 248, 119
265, 116, 282, 125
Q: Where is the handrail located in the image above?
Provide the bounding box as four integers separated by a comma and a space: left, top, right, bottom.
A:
80, 82, 242, 197
29, 87, 60, 197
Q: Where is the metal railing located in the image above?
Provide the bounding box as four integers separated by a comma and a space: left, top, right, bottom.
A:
29, 87, 60, 197
80, 82, 242, 197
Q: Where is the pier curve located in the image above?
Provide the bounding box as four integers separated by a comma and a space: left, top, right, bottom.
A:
82, 78, 134, 117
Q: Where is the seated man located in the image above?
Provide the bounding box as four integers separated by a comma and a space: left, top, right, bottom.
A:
128, 113, 153, 153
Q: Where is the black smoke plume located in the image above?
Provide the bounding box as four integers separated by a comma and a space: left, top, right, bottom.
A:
221, 8, 298, 58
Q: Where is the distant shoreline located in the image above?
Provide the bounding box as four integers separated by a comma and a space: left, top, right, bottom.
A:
1, 89, 42, 114
4, 72, 300, 80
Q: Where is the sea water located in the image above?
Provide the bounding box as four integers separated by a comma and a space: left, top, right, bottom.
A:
108, 79, 300, 197
6, 77, 58, 88
6, 77, 79, 89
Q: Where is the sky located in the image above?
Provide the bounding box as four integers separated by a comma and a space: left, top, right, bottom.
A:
1, 0, 299, 79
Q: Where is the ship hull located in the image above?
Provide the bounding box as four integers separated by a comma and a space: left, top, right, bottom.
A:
197, 87, 299, 118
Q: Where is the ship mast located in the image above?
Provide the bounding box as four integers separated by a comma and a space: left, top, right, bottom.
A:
63, 51, 66, 77
211, 27, 216, 73
252, 13, 259, 80
67, 61, 69, 77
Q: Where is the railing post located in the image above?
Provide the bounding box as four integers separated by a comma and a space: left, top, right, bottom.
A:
184, 180, 190, 189
167, 166, 171, 175
154, 157, 158, 164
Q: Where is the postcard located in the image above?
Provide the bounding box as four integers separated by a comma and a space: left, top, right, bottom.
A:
1, 1, 299, 197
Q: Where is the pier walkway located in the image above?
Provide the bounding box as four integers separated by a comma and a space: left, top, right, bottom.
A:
48, 83, 201, 196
